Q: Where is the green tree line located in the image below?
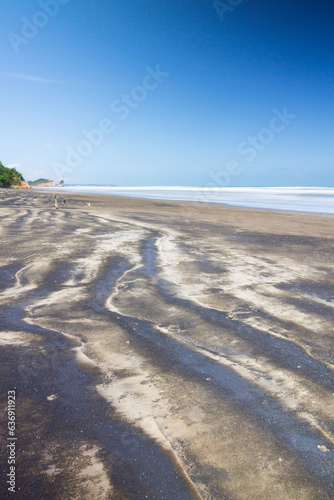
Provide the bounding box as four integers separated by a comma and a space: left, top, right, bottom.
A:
0, 162, 24, 188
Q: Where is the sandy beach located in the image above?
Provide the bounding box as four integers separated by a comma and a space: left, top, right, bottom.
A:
0, 189, 334, 499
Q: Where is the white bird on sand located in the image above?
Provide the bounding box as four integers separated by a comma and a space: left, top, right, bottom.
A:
87, 202, 91, 207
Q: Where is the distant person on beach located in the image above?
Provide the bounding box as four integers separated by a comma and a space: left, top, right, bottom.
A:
55, 196, 58, 209
63, 199, 66, 208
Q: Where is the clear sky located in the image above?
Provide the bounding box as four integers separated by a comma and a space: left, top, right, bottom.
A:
1, 0, 333, 186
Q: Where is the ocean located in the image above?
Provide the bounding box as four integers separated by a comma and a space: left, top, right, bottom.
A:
35, 186, 334, 214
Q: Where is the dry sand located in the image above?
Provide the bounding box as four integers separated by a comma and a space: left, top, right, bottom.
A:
0, 189, 334, 499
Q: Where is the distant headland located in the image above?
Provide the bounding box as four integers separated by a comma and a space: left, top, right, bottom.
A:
28, 178, 64, 187
0, 163, 64, 189
28, 178, 55, 187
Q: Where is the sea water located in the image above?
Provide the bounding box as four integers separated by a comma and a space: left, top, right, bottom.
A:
36, 186, 334, 215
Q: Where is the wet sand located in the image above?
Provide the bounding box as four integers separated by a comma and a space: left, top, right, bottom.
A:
0, 189, 334, 499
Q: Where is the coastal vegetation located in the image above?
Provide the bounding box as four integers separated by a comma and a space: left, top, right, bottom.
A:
0, 162, 24, 187
28, 178, 53, 186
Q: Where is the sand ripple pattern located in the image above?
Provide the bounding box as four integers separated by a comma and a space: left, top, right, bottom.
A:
0, 190, 333, 499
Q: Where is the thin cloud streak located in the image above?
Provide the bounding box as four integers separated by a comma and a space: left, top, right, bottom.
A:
0, 72, 66, 84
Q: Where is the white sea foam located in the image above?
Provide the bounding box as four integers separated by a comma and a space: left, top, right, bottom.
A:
35, 186, 334, 214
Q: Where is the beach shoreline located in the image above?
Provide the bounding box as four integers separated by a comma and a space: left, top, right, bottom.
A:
33, 185, 334, 215
0, 189, 333, 499
33, 185, 334, 220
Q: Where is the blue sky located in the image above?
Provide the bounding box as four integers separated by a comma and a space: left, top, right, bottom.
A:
1, 0, 333, 186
